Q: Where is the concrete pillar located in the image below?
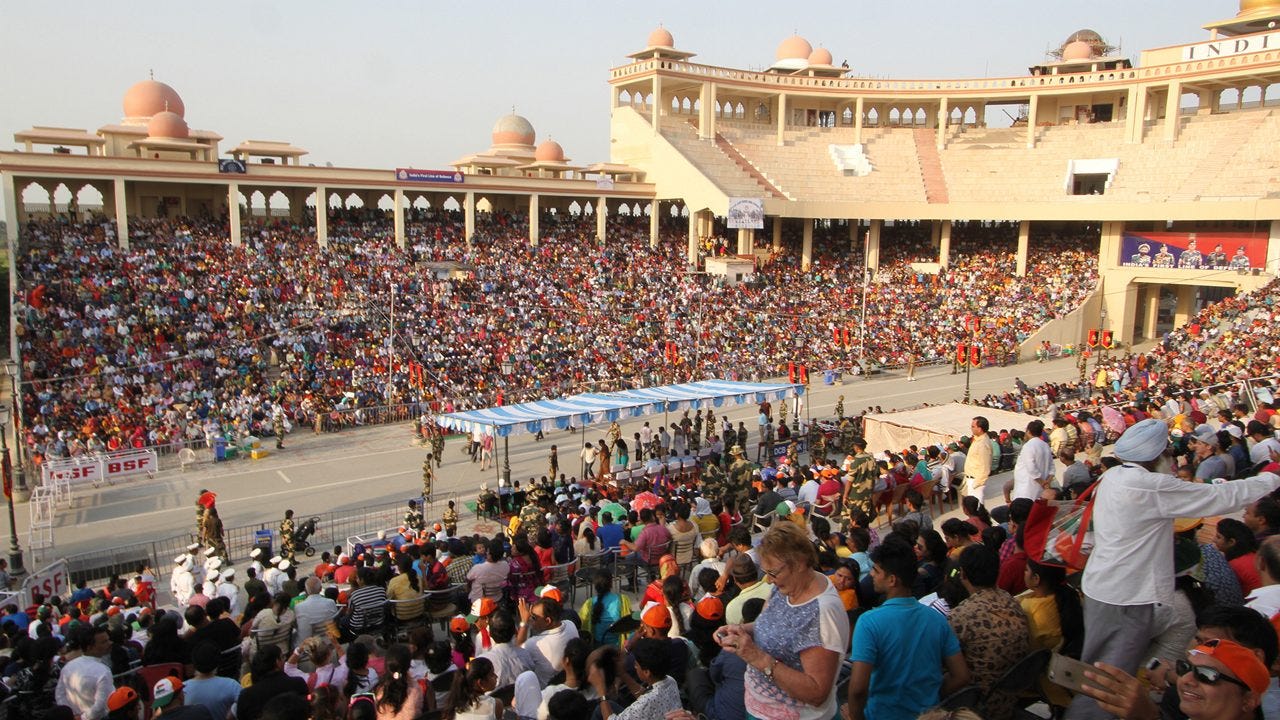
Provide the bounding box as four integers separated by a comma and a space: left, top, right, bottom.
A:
772, 217, 783, 251
114, 177, 130, 249
596, 197, 607, 241
464, 191, 475, 246
687, 210, 699, 267
1130, 86, 1149, 144
1142, 287, 1161, 340
849, 220, 860, 253
1016, 220, 1030, 276
867, 219, 882, 272
1172, 285, 1197, 328
801, 218, 814, 271
777, 93, 787, 146
700, 82, 718, 139
649, 200, 660, 249
2, 173, 19, 247
1098, 220, 1125, 273
2, 173, 18, 362
1267, 219, 1280, 276
736, 227, 755, 255
1164, 80, 1182, 142
854, 97, 865, 145
529, 193, 540, 246
315, 186, 328, 248
930, 221, 942, 249
1113, 280, 1139, 347
226, 182, 240, 247
937, 97, 949, 149
1199, 89, 1215, 114
652, 75, 662, 134
938, 220, 952, 269
1026, 94, 1039, 148
393, 188, 405, 249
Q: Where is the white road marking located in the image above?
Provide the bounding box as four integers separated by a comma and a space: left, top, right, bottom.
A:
65, 469, 418, 527
277, 470, 293, 484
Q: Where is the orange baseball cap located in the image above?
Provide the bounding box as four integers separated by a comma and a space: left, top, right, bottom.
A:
107, 686, 139, 712
695, 596, 725, 622
449, 615, 470, 634
1189, 638, 1270, 695
640, 604, 672, 630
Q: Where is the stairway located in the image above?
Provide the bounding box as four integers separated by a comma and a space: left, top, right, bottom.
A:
1167, 110, 1271, 202
713, 133, 787, 199
913, 128, 950, 204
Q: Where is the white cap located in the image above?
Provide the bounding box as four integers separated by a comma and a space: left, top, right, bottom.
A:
249, 548, 262, 559
278, 560, 291, 571
203, 547, 217, 557
186, 543, 200, 552
180, 557, 193, 570
207, 557, 222, 570
173, 555, 187, 565
220, 568, 235, 580
269, 555, 282, 565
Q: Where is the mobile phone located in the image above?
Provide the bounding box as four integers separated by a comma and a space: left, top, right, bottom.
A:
1047, 653, 1103, 694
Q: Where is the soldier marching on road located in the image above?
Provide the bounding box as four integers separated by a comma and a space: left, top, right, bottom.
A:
404, 500, 424, 532
279, 509, 297, 562
422, 455, 435, 503
273, 405, 286, 450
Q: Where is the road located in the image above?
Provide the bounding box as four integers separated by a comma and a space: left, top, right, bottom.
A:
26, 352, 1093, 560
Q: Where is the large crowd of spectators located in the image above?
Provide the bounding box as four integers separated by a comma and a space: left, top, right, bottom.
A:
11, 211, 1098, 468
5, 389, 1280, 720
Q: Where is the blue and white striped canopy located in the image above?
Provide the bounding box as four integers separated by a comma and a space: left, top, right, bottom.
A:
436, 380, 804, 437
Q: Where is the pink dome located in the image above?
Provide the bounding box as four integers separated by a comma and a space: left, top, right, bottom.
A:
647, 26, 674, 48
1061, 40, 1094, 61
775, 35, 813, 61
147, 110, 189, 139
491, 113, 535, 147
808, 47, 833, 65
534, 139, 565, 162
123, 79, 185, 119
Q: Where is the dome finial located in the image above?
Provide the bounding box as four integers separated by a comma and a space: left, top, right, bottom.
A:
149, 68, 154, 80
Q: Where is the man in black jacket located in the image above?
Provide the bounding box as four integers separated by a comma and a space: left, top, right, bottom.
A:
236, 645, 307, 720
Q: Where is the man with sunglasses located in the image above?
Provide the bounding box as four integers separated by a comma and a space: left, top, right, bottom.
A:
1076, 603, 1277, 719
1080, 632, 1269, 717
1069, 418, 1280, 720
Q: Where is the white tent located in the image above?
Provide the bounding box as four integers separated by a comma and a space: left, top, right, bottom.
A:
862, 402, 1041, 455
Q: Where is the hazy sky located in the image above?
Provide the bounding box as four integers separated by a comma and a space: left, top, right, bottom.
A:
0, 1, 1230, 178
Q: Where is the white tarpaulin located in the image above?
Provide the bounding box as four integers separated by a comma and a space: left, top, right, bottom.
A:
437, 380, 803, 438
862, 402, 1041, 455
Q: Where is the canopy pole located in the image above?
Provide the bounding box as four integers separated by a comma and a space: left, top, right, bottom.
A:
494, 427, 501, 488
503, 435, 510, 485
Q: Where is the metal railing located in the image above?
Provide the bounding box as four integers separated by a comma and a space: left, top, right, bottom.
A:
58, 491, 459, 589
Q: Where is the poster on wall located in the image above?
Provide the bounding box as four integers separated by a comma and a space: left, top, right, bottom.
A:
726, 198, 764, 229
1120, 231, 1267, 271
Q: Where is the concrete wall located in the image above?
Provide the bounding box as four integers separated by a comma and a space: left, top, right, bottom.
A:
1018, 285, 1104, 359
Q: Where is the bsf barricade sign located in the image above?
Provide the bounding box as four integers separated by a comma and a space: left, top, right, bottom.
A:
43, 449, 157, 486
20, 559, 68, 607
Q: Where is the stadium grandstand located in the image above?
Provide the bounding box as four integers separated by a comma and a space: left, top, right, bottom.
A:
6, 4, 1280, 719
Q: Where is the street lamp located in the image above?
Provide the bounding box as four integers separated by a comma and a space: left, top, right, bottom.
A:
500, 360, 513, 484
0, 404, 25, 578
2, 362, 27, 500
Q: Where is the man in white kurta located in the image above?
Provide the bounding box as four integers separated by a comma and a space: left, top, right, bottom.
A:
1069, 418, 1280, 720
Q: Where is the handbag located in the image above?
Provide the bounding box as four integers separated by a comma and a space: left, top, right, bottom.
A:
1023, 480, 1098, 572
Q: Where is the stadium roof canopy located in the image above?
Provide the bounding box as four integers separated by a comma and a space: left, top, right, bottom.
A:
436, 379, 804, 437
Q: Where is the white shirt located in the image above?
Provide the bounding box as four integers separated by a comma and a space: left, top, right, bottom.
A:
523, 621, 579, 675
478, 641, 555, 689
1082, 464, 1280, 606
1011, 436, 1055, 501
1246, 584, 1280, 618
215, 580, 240, 617
1250, 436, 1280, 465
798, 480, 820, 506
55, 655, 113, 720
262, 567, 284, 595
294, 594, 339, 640
171, 568, 194, 606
